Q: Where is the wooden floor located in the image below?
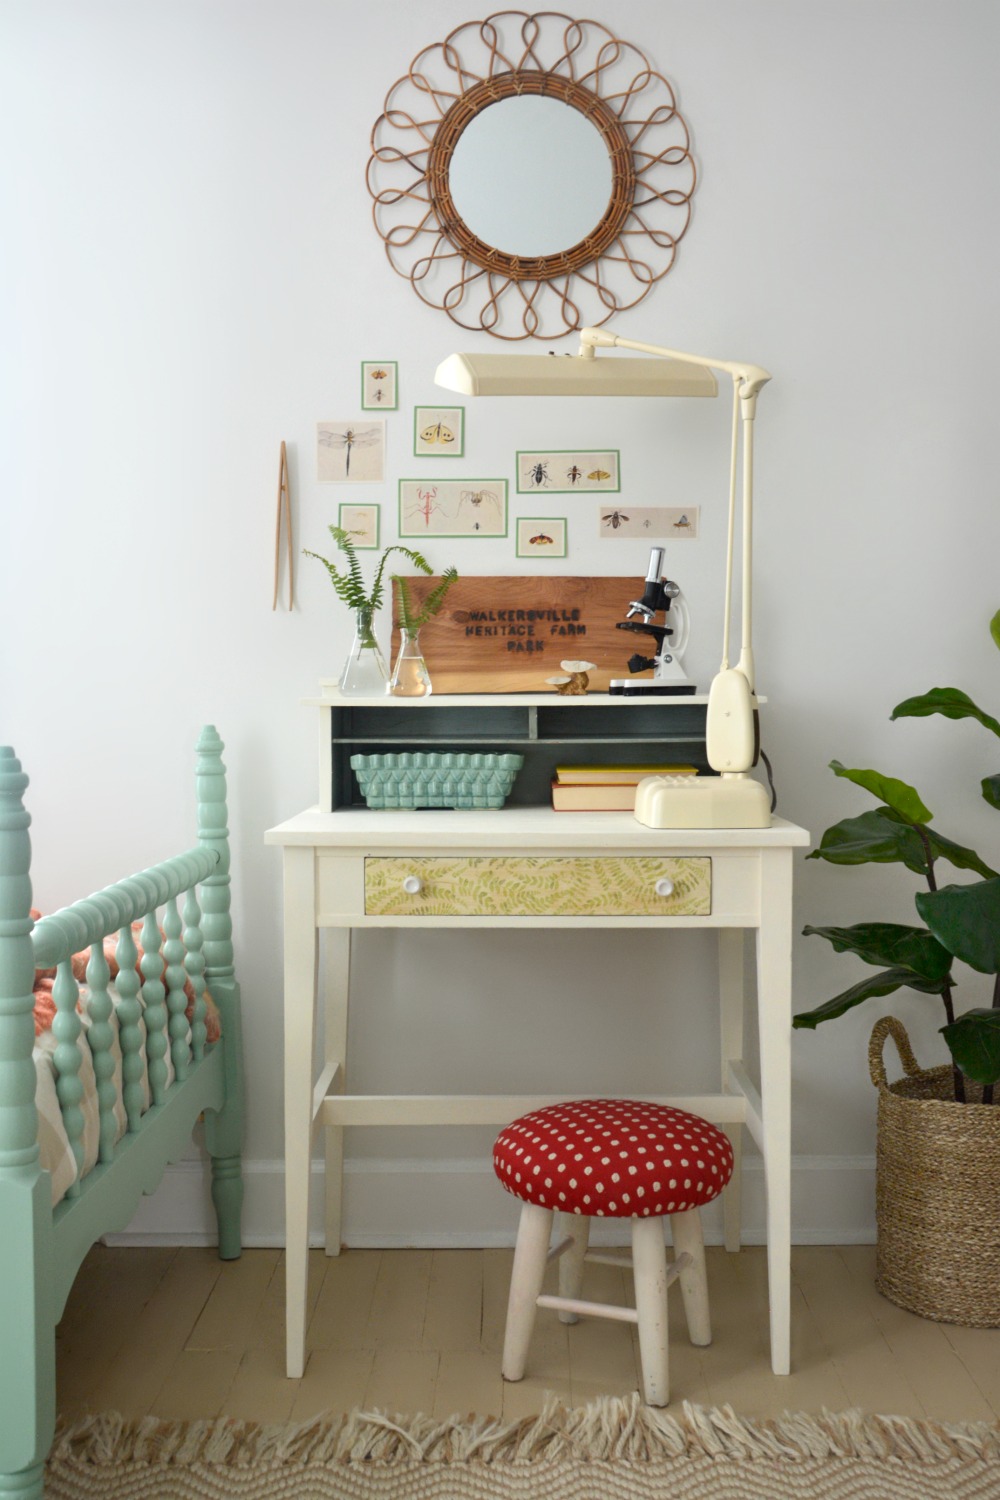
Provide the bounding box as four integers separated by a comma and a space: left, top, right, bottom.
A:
55, 1244, 1000, 1427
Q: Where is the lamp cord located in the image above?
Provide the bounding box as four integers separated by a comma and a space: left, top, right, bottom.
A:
759, 747, 778, 813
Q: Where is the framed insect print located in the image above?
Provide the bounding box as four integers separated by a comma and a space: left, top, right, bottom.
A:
398, 478, 507, 538
317, 420, 385, 482
516, 449, 620, 494
361, 362, 398, 410
413, 405, 465, 457
516, 517, 567, 558
597, 505, 699, 539
338, 502, 380, 550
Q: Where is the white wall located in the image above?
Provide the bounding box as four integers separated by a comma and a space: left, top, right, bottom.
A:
3, 0, 998, 1245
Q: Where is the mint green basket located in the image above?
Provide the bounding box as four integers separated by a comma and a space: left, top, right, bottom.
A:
350, 751, 523, 810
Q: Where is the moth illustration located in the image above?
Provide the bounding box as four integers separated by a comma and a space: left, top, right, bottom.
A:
529, 533, 554, 546
588, 468, 612, 482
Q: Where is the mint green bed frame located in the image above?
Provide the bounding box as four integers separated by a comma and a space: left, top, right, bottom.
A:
0, 726, 244, 1498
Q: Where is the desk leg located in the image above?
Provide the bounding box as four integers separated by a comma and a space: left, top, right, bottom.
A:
718, 928, 744, 1254
283, 846, 318, 1379
756, 848, 794, 1376
323, 927, 351, 1257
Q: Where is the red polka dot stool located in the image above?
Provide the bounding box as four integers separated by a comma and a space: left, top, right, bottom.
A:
493, 1099, 734, 1406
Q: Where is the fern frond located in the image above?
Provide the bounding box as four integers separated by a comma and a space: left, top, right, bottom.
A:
371, 545, 431, 612
392, 566, 459, 630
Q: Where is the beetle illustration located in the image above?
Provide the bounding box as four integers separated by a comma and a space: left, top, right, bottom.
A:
602, 510, 630, 529
524, 460, 550, 488
565, 464, 583, 485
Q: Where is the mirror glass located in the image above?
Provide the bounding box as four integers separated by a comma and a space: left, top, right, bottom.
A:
447, 95, 613, 258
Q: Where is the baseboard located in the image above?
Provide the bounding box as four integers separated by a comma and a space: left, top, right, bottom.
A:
104, 1152, 877, 1247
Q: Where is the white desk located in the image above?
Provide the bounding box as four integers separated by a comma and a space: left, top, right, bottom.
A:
266, 803, 809, 1379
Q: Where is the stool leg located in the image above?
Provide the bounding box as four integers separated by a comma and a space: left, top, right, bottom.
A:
672, 1208, 712, 1346
631, 1216, 670, 1406
502, 1202, 553, 1382
557, 1212, 590, 1324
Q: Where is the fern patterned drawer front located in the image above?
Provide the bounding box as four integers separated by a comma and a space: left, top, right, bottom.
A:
364, 857, 711, 917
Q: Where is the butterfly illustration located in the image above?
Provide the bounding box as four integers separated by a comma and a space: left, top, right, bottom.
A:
420, 422, 455, 446
529, 533, 554, 546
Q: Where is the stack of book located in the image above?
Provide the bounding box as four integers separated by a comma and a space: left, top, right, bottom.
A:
551, 763, 697, 811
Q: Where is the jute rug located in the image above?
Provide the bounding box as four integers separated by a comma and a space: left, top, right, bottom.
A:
47, 1394, 1000, 1499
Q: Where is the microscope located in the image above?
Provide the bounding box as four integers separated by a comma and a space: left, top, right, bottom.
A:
609, 546, 696, 696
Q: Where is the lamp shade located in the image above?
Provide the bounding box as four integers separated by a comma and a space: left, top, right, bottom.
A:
434, 351, 718, 398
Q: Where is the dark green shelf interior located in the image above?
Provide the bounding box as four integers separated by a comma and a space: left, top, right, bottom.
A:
330, 702, 712, 809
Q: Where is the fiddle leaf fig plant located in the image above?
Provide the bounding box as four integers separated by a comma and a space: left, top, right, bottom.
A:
793, 608, 1000, 1103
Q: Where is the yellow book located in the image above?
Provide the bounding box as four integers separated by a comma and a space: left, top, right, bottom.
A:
554, 764, 697, 786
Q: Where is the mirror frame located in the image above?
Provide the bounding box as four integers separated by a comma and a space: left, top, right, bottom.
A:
367, 12, 696, 341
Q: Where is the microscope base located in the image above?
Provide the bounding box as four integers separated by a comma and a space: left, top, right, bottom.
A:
608, 679, 698, 696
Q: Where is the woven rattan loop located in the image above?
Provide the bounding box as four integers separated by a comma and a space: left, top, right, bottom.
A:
868, 1014, 922, 1089
427, 71, 635, 281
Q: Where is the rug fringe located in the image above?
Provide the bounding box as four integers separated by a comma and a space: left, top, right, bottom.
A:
50, 1395, 1000, 1469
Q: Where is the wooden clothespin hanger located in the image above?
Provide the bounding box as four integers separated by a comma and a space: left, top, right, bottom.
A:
273, 441, 294, 610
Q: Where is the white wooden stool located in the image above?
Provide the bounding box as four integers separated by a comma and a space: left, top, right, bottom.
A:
493, 1098, 734, 1406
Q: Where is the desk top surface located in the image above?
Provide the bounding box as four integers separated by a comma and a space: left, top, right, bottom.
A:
265, 806, 811, 850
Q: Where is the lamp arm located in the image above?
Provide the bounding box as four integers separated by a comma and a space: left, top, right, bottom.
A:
578, 326, 771, 400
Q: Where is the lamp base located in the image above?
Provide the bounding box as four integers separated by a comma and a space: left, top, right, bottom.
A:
633, 773, 771, 829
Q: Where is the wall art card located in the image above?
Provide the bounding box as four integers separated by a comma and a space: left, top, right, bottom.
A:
597, 505, 699, 538
338, 502, 380, 550
398, 478, 507, 537
413, 405, 465, 457
516, 517, 567, 558
517, 449, 620, 494
361, 361, 398, 409
317, 420, 385, 482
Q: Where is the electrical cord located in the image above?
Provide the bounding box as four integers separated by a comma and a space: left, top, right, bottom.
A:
760, 748, 777, 813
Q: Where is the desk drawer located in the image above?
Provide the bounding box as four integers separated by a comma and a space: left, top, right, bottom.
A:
364, 856, 711, 917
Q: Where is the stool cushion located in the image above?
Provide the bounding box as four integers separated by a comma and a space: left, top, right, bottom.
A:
493, 1099, 734, 1218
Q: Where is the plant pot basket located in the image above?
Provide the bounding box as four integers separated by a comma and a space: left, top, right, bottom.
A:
869, 1016, 1000, 1327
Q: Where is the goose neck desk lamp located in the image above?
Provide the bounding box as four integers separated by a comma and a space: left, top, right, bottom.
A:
435, 324, 772, 829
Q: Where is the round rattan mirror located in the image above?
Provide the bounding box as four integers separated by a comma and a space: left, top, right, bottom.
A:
366, 11, 696, 341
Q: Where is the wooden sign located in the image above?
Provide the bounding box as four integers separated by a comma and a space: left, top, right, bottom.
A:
391, 576, 655, 693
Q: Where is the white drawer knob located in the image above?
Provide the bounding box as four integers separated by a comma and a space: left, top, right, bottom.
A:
654, 877, 675, 898
402, 875, 423, 895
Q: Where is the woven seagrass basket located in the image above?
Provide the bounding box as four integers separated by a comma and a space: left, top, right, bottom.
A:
869, 1015, 1000, 1326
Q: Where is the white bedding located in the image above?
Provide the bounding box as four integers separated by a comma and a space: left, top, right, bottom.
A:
35, 989, 181, 1207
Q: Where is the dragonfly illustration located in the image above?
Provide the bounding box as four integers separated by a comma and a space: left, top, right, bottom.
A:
318, 423, 382, 478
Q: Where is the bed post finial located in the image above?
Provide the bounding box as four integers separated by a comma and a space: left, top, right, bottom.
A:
195, 727, 244, 1261
196, 725, 233, 981
0, 747, 39, 1172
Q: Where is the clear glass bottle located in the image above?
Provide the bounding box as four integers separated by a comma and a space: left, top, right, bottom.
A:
389, 626, 432, 697
339, 609, 389, 696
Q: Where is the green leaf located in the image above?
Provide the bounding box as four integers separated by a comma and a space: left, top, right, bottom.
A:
807, 810, 930, 874
829, 761, 932, 823
941, 1008, 1000, 1086
990, 609, 1000, 652
923, 826, 999, 880
916, 878, 1000, 974
793, 967, 945, 1029
982, 774, 1000, 812
802, 923, 952, 983
890, 687, 1000, 741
